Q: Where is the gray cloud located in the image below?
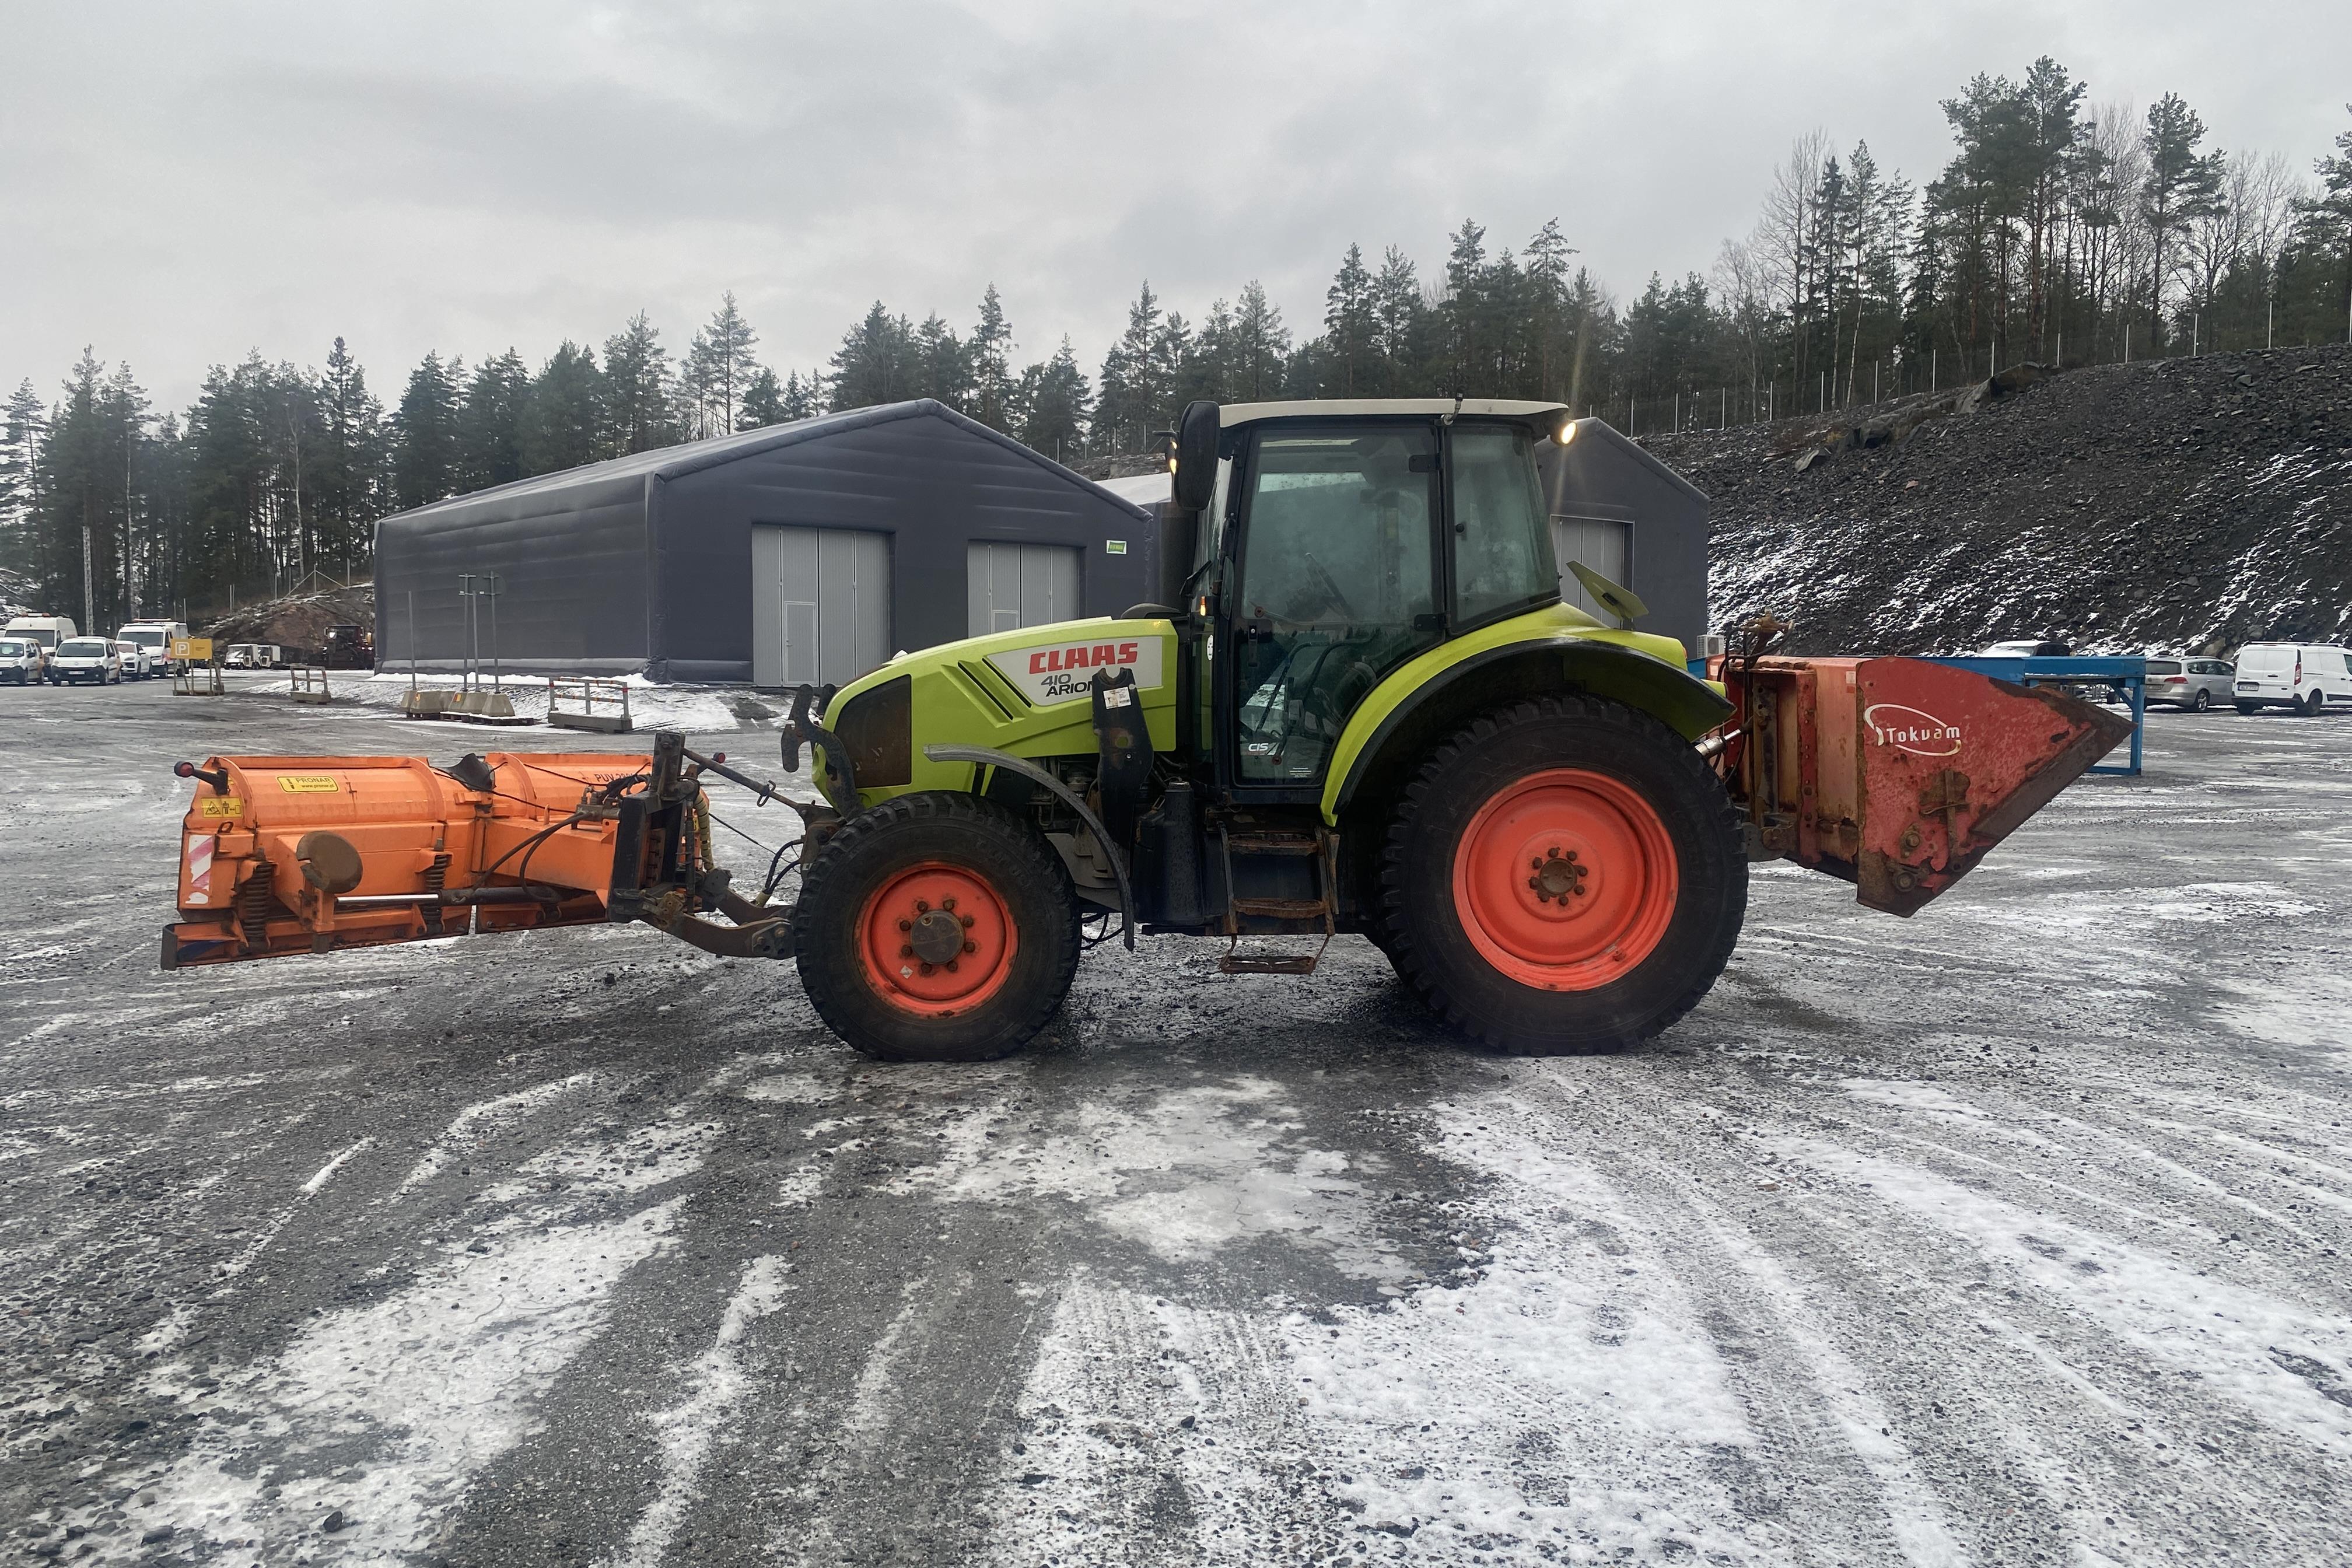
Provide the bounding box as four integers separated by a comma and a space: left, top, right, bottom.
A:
3, 0, 2344, 410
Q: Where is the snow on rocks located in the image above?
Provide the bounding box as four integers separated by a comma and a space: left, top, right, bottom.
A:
1653, 345, 2352, 655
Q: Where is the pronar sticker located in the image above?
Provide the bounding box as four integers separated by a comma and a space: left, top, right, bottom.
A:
986, 636, 1164, 705
277, 774, 342, 793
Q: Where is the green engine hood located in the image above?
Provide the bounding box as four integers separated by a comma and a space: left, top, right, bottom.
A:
824, 616, 1180, 804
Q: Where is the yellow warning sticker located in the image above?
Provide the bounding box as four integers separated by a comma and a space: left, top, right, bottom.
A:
197, 796, 244, 818
278, 775, 341, 793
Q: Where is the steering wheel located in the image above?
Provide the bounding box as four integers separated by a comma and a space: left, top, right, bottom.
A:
1301, 552, 1357, 622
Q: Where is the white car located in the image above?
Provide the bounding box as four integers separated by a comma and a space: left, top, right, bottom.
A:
0, 636, 41, 685
114, 640, 157, 680
48, 636, 123, 685
2234, 643, 2352, 715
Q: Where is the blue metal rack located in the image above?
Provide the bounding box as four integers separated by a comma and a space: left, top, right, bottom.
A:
1925, 656, 2146, 776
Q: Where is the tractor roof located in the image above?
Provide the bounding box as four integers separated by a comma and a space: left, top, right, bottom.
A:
1217, 398, 1570, 428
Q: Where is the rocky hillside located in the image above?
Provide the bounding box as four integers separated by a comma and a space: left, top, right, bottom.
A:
201, 582, 374, 659
1644, 345, 2351, 656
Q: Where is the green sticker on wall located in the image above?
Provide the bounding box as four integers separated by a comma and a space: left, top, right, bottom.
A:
1104, 540, 1128, 555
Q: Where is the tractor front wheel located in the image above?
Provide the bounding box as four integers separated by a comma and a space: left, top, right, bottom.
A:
1380, 695, 1746, 1055
794, 792, 1080, 1062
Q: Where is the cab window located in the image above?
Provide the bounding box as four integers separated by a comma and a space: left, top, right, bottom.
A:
1232, 425, 1441, 784
1449, 424, 1557, 626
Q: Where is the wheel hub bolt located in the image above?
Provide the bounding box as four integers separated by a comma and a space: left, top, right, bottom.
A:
907, 907, 969, 965
1531, 850, 1592, 905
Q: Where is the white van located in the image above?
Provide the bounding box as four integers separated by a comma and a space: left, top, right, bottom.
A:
118, 620, 190, 670
3, 614, 78, 652
2234, 643, 2352, 715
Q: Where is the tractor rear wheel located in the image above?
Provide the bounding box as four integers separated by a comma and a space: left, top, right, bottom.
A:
1380, 695, 1745, 1054
794, 792, 1080, 1062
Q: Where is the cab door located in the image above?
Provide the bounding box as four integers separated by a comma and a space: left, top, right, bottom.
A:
1220, 422, 1444, 796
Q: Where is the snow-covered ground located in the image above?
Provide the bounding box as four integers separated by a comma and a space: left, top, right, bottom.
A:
2, 683, 2348, 1565
342, 670, 771, 733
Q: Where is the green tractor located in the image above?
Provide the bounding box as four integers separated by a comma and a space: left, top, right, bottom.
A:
164, 398, 2129, 1061
788, 398, 1758, 1060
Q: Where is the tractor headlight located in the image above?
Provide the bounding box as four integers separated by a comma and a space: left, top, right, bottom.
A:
1555, 418, 1577, 446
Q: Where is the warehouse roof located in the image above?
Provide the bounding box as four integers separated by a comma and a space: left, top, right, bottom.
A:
380, 398, 1150, 523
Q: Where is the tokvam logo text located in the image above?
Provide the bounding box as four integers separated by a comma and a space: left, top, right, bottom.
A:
1863, 702, 1964, 757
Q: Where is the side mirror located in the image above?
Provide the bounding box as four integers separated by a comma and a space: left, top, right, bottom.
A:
1156, 506, 1198, 609
1172, 400, 1219, 512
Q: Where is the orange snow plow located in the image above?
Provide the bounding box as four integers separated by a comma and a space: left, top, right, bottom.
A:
163, 733, 807, 971
1709, 637, 2136, 916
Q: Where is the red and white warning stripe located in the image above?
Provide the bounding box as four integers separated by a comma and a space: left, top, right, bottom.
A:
185, 833, 216, 903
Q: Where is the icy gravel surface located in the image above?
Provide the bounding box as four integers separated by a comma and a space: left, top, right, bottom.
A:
2, 681, 2348, 1565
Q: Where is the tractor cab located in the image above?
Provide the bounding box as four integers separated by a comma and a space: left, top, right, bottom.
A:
1169, 399, 1584, 801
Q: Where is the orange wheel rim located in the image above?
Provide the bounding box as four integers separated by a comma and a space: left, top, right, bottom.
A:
856, 862, 1018, 1017
1450, 768, 1678, 991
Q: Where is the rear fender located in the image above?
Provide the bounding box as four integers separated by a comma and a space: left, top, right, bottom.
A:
1324, 636, 1731, 824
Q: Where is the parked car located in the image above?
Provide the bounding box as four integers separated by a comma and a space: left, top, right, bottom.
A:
0, 636, 41, 685
113, 640, 157, 680
2144, 654, 2235, 710
48, 636, 123, 685
2234, 643, 2352, 715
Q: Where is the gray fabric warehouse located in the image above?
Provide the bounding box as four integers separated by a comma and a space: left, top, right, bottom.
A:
1538, 419, 1710, 652
373, 400, 1155, 686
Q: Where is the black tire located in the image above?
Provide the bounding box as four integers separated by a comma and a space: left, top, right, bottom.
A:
1380, 695, 1746, 1055
793, 791, 1080, 1062
2192, 688, 2210, 711
2305, 690, 2328, 716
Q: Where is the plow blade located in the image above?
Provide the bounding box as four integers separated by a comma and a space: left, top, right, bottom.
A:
165, 751, 646, 969
1716, 655, 2134, 916
162, 737, 793, 971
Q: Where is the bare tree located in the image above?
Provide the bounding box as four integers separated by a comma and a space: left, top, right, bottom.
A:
1712, 231, 1772, 407
1758, 130, 1833, 386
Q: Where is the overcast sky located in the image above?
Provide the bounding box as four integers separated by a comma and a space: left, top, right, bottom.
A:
4, 1, 2346, 412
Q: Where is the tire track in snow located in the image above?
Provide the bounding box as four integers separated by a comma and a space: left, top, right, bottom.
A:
978, 1275, 1349, 1566
390, 1071, 597, 1198
105, 1196, 690, 1563
606, 1255, 793, 1568
1500, 1054, 2352, 1567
